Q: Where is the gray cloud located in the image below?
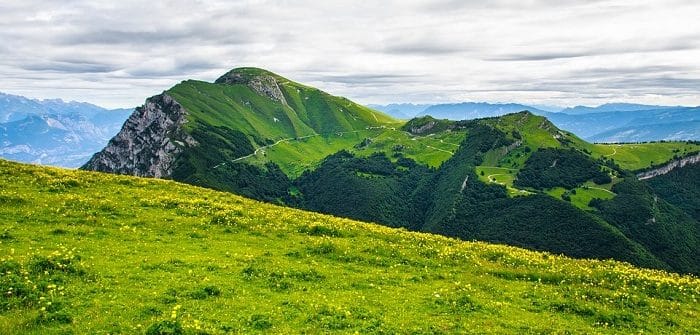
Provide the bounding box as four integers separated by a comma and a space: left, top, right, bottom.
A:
305, 73, 424, 85
20, 60, 121, 73
492, 36, 700, 61
0, 0, 699, 108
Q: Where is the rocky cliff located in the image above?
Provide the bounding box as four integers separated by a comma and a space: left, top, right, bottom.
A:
215, 70, 288, 106
637, 152, 700, 180
82, 93, 196, 177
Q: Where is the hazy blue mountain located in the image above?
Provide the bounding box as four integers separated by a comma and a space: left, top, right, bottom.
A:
528, 104, 564, 113
0, 92, 119, 122
560, 103, 673, 115
367, 103, 431, 119
0, 92, 132, 167
588, 120, 700, 143
418, 102, 546, 120
545, 107, 700, 142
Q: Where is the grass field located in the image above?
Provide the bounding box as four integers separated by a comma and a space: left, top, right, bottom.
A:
474, 166, 532, 196
590, 142, 700, 171
546, 184, 616, 211
243, 127, 467, 177
2, 159, 698, 334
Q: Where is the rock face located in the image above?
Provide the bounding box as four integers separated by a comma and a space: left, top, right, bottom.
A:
637, 152, 700, 180
407, 120, 438, 135
82, 93, 196, 177
215, 71, 288, 106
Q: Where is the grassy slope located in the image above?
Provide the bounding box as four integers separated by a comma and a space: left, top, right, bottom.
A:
166, 71, 695, 180
168, 69, 396, 143
475, 112, 699, 207
1, 160, 699, 334
590, 142, 700, 171
242, 127, 465, 177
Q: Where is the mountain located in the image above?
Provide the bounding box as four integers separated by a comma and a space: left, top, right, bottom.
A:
545, 107, 700, 142
296, 113, 700, 274
2, 158, 699, 333
418, 102, 547, 120
647, 158, 700, 221
589, 120, 700, 142
560, 103, 674, 115
366, 103, 431, 119
84, 67, 700, 275
84, 67, 396, 200
0, 92, 132, 167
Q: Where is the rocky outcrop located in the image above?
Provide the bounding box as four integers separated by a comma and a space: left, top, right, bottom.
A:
637, 152, 700, 180
408, 120, 438, 135
215, 72, 288, 106
81, 93, 197, 178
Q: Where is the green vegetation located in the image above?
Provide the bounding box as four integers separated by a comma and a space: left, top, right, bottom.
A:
82, 68, 700, 281
244, 127, 465, 177
163, 68, 401, 197
515, 148, 611, 190
545, 184, 615, 211
590, 142, 700, 171
592, 178, 700, 274
647, 163, 700, 221
2, 159, 699, 334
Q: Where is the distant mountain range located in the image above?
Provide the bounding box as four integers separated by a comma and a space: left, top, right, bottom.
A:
367, 103, 431, 119
0, 92, 132, 167
368, 102, 545, 120
369, 102, 700, 142
560, 103, 676, 115
545, 106, 700, 142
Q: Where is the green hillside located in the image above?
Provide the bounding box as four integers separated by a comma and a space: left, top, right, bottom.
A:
2, 159, 699, 334
155, 68, 402, 200
83, 67, 700, 277
647, 162, 700, 221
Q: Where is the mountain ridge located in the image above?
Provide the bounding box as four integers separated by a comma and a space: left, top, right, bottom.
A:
0, 92, 132, 167
82, 67, 700, 275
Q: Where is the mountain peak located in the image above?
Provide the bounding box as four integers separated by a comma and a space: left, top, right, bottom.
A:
214, 67, 289, 104
215, 67, 281, 83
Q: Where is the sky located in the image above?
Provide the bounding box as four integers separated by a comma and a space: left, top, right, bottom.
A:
1, 0, 699, 109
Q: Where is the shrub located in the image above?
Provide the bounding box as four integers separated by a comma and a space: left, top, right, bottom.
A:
146, 320, 184, 335
248, 314, 272, 330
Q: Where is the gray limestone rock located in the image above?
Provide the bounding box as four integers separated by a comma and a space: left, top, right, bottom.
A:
82, 93, 196, 177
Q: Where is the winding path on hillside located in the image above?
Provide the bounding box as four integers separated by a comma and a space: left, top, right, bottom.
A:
213, 134, 319, 169
604, 147, 618, 157
215, 127, 464, 169
486, 173, 509, 185
215, 128, 389, 169
425, 145, 454, 154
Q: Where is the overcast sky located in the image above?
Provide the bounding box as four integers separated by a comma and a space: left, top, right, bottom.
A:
1, 0, 699, 108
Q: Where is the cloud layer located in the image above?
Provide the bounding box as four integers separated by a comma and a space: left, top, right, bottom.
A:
1, 0, 699, 108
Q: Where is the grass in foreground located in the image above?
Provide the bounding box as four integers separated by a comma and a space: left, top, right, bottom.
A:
0, 159, 699, 334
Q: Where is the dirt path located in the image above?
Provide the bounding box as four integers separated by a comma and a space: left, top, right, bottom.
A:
214, 134, 320, 168
216, 129, 387, 168
425, 145, 453, 154
439, 139, 461, 147
486, 173, 508, 185
604, 147, 618, 157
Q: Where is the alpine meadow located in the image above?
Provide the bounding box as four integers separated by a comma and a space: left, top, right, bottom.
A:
2, 1, 700, 334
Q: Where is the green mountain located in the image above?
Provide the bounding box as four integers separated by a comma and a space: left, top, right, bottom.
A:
2, 159, 699, 333
83, 68, 700, 275
83, 67, 398, 201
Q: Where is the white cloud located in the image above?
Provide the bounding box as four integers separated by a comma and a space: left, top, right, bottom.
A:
0, 0, 699, 108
